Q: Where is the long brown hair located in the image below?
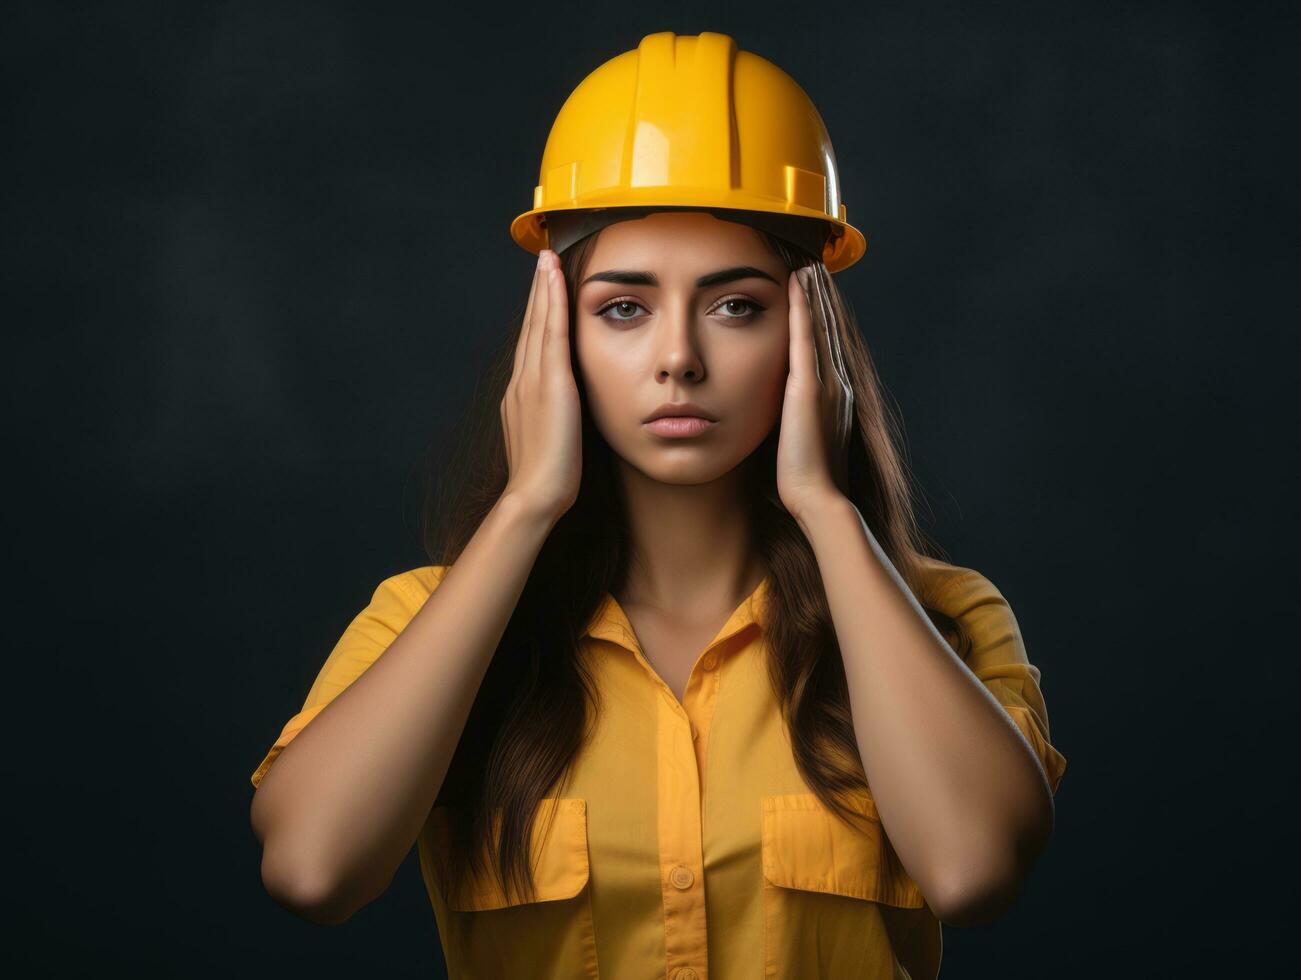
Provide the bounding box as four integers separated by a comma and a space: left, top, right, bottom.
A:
417, 224, 968, 906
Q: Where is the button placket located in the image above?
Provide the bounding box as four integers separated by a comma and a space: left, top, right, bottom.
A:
657, 668, 708, 980
580, 578, 773, 980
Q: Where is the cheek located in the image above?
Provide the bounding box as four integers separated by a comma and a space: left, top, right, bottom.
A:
575, 325, 630, 424
731, 339, 789, 427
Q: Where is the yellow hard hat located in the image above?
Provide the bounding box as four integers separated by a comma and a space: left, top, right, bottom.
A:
509, 31, 867, 273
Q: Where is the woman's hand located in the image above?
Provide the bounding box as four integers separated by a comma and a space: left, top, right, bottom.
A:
775, 263, 854, 523
500, 249, 583, 524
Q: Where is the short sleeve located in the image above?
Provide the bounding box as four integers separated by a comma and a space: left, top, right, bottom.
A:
924, 560, 1068, 796
249, 564, 450, 790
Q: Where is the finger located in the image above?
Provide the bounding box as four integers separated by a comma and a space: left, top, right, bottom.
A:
788, 269, 819, 384
515, 254, 547, 379
524, 252, 553, 375
542, 256, 571, 374
811, 263, 849, 388
811, 263, 855, 463
802, 266, 835, 393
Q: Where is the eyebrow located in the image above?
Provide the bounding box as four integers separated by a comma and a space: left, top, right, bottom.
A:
579, 265, 781, 290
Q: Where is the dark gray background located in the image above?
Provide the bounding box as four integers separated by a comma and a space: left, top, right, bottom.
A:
6, 0, 1293, 975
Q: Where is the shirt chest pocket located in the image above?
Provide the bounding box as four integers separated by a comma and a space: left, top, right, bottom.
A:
760, 792, 928, 979
430, 797, 599, 980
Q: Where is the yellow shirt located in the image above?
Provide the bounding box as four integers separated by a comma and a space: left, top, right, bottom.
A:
251, 557, 1066, 979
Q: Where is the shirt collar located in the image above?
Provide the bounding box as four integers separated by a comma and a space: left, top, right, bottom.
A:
583, 574, 772, 652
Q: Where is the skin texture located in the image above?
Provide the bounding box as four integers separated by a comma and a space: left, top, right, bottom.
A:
572, 212, 796, 687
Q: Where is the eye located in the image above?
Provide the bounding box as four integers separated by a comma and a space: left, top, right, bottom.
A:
595, 299, 648, 322
710, 296, 766, 319
594, 295, 768, 324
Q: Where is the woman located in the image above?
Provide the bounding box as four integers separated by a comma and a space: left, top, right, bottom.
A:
249, 32, 1067, 979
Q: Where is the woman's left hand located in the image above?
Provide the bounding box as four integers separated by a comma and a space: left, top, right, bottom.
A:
775, 263, 854, 523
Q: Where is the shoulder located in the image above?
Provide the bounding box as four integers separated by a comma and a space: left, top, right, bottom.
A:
914, 555, 1007, 618
380, 564, 450, 603
377, 562, 452, 601
914, 555, 1024, 658
350, 564, 451, 628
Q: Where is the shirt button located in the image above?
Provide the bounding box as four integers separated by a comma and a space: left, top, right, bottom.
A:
690, 722, 699, 741
675, 970, 699, 980
670, 865, 694, 889
701, 653, 718, 671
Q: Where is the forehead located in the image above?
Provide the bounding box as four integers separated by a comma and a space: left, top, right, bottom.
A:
584, 211, 773, 271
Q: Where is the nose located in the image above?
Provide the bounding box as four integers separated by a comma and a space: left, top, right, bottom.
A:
653, 303, 705, 382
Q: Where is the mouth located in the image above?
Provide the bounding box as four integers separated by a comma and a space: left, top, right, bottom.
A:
643, 416, 718, 438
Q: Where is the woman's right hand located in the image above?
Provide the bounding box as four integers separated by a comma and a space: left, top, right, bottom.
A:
500, 249, 583, 525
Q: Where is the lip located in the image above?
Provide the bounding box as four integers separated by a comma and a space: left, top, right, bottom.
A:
644, 416, 718, 438
643, 402, 718, 423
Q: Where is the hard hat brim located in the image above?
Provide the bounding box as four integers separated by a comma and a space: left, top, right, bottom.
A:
511, 191, 867, 273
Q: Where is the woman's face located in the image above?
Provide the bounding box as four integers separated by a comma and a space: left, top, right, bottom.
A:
574, 210, 792, 486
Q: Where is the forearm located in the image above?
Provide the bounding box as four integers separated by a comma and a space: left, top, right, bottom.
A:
796, 495, 1054, 919
253, 491, 556, 920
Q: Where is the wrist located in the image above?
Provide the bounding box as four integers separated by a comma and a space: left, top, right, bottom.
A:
496, 489, 564, 535
792, 491, 854, 536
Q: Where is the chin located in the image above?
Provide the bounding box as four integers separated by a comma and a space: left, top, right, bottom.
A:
616, 442, 751, 486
